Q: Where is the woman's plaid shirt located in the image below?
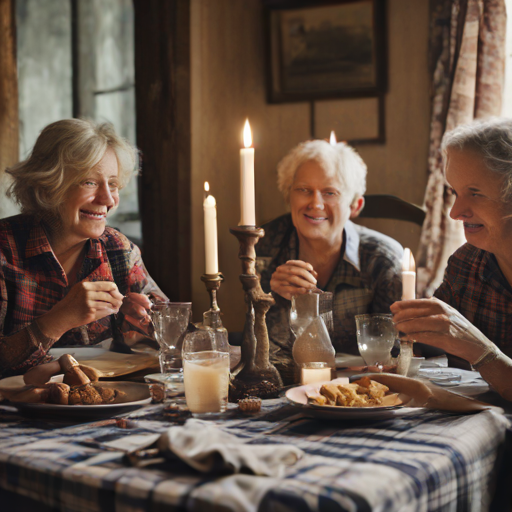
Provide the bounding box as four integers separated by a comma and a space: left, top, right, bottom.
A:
0, 214, 163, 376
434, 243, 512, 357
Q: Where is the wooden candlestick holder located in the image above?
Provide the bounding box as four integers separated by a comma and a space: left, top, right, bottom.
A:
229, 226, 282, 400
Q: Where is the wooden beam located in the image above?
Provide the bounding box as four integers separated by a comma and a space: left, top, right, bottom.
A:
0, 0, 18, 187
133, 0, 191, 301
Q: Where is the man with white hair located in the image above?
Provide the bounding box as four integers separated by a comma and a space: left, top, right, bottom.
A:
257, 139, 403, 384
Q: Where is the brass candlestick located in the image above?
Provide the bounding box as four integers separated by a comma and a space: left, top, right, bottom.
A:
200, 272, 225, 329
229, 226, 282, 400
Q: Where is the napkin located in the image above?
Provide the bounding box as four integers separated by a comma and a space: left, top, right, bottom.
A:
129, 419, 303, 477
359, 373, 502, 413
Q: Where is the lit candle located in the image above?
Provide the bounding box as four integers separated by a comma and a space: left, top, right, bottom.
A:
329, 130, 337, 145
402, 248, 416, 300
203, 182, 218, 274
239, 119, 256, 226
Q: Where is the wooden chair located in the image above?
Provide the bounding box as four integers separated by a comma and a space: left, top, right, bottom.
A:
358, 194, 426, 226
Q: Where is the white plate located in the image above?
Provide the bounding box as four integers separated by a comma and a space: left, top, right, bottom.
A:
9, 381, 151, 419
418, 367, 489, 396
286, 378, 419, 420
0, 373, 63, 391
49, 346, 108, 361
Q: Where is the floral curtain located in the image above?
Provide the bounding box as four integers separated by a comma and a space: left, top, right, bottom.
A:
416, 0, 506, 297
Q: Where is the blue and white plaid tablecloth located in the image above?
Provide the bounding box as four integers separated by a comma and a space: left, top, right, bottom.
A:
0, 399, 509, 512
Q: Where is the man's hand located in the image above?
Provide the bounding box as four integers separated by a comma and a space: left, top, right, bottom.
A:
270, 260, 319, 300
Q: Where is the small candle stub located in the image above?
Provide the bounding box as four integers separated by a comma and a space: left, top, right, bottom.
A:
301, 362, 332, 385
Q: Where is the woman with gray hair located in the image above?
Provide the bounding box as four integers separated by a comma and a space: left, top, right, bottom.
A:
392, 117, 512, 401
257, 139, 403, 383
0, 118, 166, 378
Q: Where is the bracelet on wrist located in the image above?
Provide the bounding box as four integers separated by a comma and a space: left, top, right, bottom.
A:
472, 347, 500, 370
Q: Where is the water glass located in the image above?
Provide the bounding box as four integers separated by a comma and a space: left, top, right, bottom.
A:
182, 328, 230, 417
150, 301, 192, 393
355, 314, 396, 370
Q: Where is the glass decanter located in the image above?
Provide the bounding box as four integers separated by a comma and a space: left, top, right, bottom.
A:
291, 292, 336, 384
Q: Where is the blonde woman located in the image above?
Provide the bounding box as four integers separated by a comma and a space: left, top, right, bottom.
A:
257, 140, 403, 383
0, 119, 166, 377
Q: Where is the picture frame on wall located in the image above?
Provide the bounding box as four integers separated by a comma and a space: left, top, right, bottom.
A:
264, 0, 387, 103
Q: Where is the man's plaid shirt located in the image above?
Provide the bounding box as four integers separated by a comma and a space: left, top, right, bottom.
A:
256, 214, 403, 382
434, 243, 512, 358
0, 214, 162, 377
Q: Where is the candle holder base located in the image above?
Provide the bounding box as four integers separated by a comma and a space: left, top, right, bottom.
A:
229, 226, 282, 401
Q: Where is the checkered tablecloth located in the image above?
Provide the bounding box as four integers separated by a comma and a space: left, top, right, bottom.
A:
0, 399, 509, 512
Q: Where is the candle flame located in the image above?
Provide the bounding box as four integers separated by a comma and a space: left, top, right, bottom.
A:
330, 131, 337, 145
402, 248, 416, 272
243, 119, 252, 148
204, 181, 210, 192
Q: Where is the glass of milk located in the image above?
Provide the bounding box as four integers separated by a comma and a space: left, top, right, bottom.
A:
182, 328, 230, 416
355, 314, 396, 370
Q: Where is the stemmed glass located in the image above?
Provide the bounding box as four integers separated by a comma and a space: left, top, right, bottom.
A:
150, 301, 192, 390
182, 328, 230, 417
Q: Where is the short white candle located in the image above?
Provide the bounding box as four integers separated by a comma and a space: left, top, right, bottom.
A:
203, 182, 218, 274
402, 248, 416, 300
239, 119, 256, 226
301, 363, 332, 385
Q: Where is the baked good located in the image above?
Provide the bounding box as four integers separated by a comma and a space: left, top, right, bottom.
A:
309, 378, 390, 407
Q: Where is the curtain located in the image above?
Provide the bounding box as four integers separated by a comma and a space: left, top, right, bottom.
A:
416, 0, 506, 297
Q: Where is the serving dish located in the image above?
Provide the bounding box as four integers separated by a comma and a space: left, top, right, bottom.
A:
285, 377, 419, 420
7, 381, 151, 419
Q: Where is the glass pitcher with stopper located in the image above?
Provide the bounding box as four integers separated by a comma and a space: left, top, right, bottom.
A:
291, 292, 336, 385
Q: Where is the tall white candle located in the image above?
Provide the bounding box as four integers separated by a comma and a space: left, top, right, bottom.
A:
239, 119, 256, 226
402, 248, 416, 300
203, 182, 218, 274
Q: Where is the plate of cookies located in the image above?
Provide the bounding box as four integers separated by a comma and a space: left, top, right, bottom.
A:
286, 376, 416, 420
0, 354, 151, 419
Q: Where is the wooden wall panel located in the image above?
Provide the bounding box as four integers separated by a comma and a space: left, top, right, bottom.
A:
0, 0, 18, 214
190, 0, 430, 331
134, 0, 191, 301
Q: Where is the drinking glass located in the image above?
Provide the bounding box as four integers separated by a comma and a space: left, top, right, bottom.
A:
150, 301, 192, 393
355, 314, 396, 371
182, 328, 230, 417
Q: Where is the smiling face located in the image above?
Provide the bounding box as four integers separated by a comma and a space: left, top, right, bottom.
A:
446, 148, 512, 258
289, 160, 353, 247
59, 148, 120, 245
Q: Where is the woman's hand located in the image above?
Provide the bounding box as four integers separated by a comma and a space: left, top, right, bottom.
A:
390, 298, 494, 364
270, 260, 320, 300
120, 292, 152, 326
37, 281, 124, 340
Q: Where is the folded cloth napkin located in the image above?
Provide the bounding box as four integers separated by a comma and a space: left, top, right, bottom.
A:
152, 419, 303, 477
359, 373, 503, 413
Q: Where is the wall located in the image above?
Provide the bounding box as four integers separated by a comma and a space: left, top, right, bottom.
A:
190, 0, 430, 331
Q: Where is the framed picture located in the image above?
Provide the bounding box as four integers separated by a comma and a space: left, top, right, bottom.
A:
264, 0, 387, 103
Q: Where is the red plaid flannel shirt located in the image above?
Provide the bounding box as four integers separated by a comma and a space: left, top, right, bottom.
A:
434, 243, 512, 358
0, 214, 163, 376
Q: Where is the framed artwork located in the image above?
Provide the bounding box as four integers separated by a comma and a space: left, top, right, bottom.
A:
265, 0, 387, 103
